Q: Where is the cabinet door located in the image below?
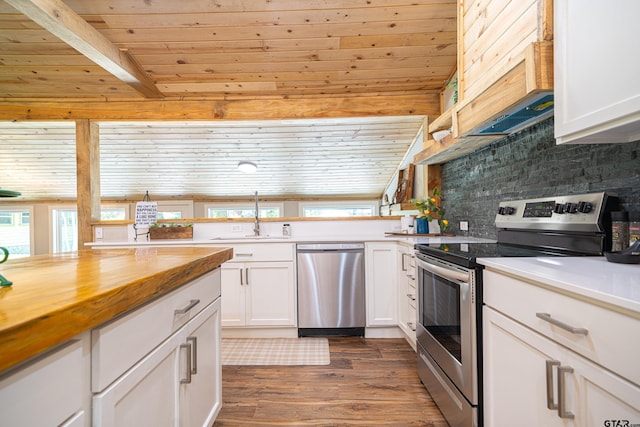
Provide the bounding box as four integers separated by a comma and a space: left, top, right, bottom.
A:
245, 261, 296, 326
0, 336, 89, 427
180, 299, 222, 427
396, 246, 411, 333
484, 308, 640, 427
554, 0, 640, 143
93, 332, 181, 427
365, 243, 397, 326
220, 263, 246, 327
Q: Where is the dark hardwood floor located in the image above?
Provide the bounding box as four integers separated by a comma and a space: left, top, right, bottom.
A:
214, 337, 447, 426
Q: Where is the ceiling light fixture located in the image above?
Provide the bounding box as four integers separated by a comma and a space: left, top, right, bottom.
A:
237, 161, 257, 173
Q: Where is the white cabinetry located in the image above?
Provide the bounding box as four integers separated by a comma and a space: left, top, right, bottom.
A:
397, 243, 417, 349
365, 242, 397, 327
0, 335, 91, 427
220, 243, 296, 328
483, 269, 640, 426
554, 0, 640, 144
93, 269, 222, 427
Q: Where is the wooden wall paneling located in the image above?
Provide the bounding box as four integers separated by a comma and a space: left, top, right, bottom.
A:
75, 119, 100, 248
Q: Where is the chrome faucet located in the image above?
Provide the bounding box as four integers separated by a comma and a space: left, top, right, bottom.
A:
253, 191, 260, 236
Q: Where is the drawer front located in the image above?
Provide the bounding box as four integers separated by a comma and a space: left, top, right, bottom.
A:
221, 243, 294, 262
0, 337, 87, 427
92, 269, 221, 392
484, 269, 640, 385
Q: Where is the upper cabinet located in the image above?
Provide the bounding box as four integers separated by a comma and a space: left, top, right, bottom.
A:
415, 0, 554, 165
554, 0, 640, 144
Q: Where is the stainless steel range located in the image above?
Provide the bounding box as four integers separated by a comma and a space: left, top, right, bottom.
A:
414, 192, 618, 427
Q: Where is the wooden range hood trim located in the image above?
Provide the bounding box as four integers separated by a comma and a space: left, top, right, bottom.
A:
414, 41, 553, 165
0, 94, 439, 121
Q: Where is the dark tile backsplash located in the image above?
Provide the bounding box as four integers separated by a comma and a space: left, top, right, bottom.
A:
441, 118, 640, 239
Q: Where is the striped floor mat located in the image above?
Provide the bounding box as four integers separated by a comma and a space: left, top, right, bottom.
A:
221, 337, 330, 366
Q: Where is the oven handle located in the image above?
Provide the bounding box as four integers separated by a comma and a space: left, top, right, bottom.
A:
416, 257, 469, 283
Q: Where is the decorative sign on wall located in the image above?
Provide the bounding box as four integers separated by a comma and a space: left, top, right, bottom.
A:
135, 201, 157, 227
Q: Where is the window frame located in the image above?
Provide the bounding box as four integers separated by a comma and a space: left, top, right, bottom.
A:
0, 205, 35, 257
203, 202, 284, 219
298, 200, 379, 218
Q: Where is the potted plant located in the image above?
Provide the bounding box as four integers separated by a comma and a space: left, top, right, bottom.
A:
410, 188, 450, 235
148, 222, 194, 240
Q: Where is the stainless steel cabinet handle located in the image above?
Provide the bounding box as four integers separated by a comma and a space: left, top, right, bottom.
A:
406, 293, 416, 301
235, 252, 254, 257
245, 267, 250, 285
401, 253, 408, 271
187, 336, 198, 375
180, 343, 192, 384
239, 268, 244, 285
545, 360, 560, 410
536, 313, 588, 335
174, 299, 200, 315
557, 366, 575, 419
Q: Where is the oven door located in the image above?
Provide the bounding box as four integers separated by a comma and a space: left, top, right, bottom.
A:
416, 253, 478, 405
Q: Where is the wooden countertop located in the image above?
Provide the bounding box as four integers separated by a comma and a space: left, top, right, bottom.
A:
0, 247, 233, 372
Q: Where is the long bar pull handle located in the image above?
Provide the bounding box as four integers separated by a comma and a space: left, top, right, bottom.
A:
180, 343, 192, 384
401, 253, 408, 271
187, 336, 198, 374
175, 299, 200, 315
557, 366, 575, 419
239, 268, 244, 285
545, 360, 560, 410
245, 267, 250, 285
536, 313, 588, 335
235, 252, 254, 257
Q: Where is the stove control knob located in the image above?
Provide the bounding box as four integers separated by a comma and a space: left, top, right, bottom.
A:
578, 201, 593, 213
498, 207, 505, 215
554, 203, 565, 214
565, 202, 578, 214
505, 206, 516, 215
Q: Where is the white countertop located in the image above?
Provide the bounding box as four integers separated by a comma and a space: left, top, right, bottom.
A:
479, 256, 640, 314
88, 234, 496, 247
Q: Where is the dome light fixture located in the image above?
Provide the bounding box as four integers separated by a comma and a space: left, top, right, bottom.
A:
237, 161, 257, 173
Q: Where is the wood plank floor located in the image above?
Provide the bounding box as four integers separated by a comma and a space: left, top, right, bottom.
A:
214, 337, 447, 426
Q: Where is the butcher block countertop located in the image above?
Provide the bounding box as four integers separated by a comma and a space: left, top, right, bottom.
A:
0, 247, 233, 373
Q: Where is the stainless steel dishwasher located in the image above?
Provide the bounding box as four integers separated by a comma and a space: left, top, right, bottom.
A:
296, 242, 365, 337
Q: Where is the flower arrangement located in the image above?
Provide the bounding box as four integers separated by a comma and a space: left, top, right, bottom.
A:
410, 188, 450, 233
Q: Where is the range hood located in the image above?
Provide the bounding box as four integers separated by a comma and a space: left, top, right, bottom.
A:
469, 93, 554, 136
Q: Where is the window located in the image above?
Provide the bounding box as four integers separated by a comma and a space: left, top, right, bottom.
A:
0, 207, 33, 258
299, 201, 378, 218
101, 206, 128, 220
51, 207, 78, 253
205, 203, 282, 219
155, 201, 194, 220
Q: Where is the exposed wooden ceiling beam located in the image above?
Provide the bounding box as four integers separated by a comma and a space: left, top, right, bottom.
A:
0, 95, 440, 121
4, 0, 163, 99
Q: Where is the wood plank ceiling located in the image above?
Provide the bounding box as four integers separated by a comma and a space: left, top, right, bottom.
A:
0, 0, 457, 201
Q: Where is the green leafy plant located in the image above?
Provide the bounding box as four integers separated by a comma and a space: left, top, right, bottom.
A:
411, 188, 450, 232
149, 222, 193, 228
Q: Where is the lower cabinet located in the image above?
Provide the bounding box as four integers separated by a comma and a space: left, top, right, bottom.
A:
484, 308, 640, 426
0, 335, 91, 427
221, 261, 296, 327
397, 243, 417, 349
218, 243, 296, 328
365, 242, 398, 326
93, 298, 221, 427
